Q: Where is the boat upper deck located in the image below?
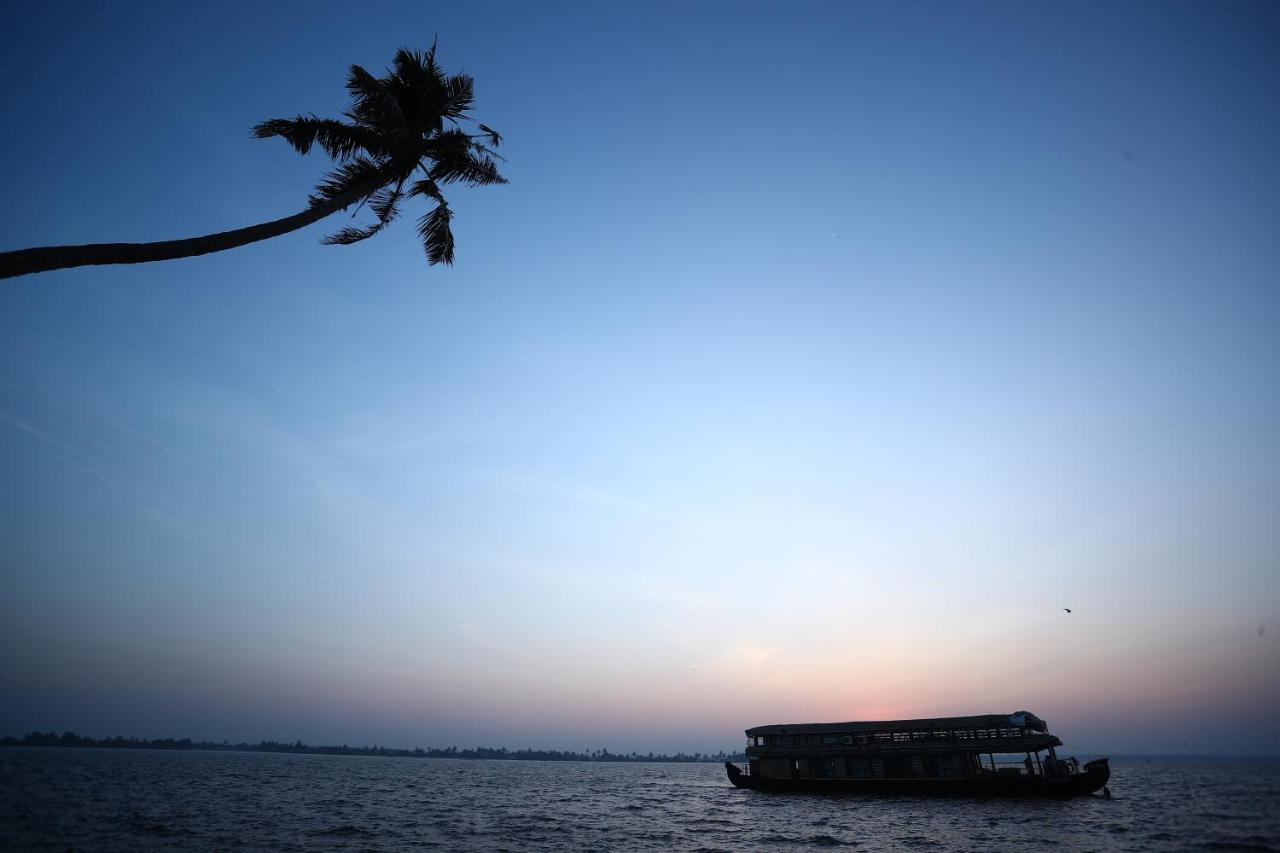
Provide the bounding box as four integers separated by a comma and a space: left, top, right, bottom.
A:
744, 711, 1061, 754
747, 711, 1047, 736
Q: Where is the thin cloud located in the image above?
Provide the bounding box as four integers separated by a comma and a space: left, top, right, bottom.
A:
0, 411, 121, 490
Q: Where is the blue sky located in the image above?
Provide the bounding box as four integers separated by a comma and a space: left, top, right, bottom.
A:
2, 1, 1278, 754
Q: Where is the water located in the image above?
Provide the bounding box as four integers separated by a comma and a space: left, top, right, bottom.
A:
2, 749, 1278, 851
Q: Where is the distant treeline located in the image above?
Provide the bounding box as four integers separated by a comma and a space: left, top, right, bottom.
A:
1, 731, 744, 763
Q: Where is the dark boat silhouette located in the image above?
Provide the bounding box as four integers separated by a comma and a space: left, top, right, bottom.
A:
725, 711, 1109, 798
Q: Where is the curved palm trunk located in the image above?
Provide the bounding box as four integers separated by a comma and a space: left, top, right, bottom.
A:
0, 181, 382, 280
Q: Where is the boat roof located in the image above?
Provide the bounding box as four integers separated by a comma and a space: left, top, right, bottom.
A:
745, 711, 1048, 736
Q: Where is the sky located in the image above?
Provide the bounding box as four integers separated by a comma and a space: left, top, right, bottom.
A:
1, 1, 1277, 756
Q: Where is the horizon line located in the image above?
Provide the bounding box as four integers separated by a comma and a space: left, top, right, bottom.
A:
5, 731, 1279, 762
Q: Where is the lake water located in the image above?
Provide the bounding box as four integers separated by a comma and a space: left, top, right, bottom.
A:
2, 749, 1278, 851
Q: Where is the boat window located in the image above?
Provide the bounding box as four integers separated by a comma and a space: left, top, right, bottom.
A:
822, 734, 838, 745
840, 735, 853, 745
823, 758, 848, 778
795, 734, 808, 745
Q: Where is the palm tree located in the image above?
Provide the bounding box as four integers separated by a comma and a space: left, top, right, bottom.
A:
0, 45, 505, 280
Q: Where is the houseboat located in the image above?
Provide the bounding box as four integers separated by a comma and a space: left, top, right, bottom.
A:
725, 711, 1109, 798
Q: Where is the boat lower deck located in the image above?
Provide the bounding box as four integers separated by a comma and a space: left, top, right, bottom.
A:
724, 759, 1110, 799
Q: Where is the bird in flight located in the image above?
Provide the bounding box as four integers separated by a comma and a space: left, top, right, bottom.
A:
1063, 608, 1072, 613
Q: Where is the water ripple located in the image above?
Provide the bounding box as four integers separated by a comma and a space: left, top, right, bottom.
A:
0, 750, 1276, 851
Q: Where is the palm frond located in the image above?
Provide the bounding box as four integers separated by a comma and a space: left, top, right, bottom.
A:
407, 177, 444, 202
390, 48, 432, 96
322, 223, 384, 245
429, 151, 507, 186
320, 178, 405, 245
442, 73, 475, 119
417, 201, 455, 265
425, 127, 471, 155
346, 64, 405, 131
252, 115, 377, 160
388, 46, 447, 130
310, 155, 390, 206
468, 141, 507, 163
368, 181, 405, 225
395, 45, 440, 82
477, 123, 503, 147
422, 129, 507, 186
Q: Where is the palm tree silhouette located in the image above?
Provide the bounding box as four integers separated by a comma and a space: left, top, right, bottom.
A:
0, 45, 505, 280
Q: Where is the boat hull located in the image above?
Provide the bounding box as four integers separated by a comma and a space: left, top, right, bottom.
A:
725, 759, 1109, 799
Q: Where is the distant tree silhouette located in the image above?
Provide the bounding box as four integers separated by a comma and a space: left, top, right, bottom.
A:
0, 44, 505, 280
1, 730, 747, 763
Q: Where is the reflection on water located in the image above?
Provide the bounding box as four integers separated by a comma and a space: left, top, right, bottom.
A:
1, 748, 1277, 851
